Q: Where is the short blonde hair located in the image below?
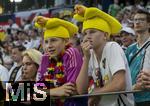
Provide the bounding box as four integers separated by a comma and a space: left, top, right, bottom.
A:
22, 49, 42, 65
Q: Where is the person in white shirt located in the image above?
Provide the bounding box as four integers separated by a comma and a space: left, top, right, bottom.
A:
9, 45, 26, 82
74, 5, 134, 106
0, 64, 9, 87
0, 64, 9, 106
137, 39, 150, 89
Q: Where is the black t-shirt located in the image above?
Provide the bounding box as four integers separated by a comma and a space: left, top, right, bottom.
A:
0, 81, 5, 101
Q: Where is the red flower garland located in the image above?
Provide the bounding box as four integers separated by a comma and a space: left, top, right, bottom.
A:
43, 44, 72, 88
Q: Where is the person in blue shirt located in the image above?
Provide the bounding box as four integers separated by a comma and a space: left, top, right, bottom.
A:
126, 9, 150, 106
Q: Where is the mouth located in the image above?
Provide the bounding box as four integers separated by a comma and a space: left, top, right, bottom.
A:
48, 49, 56, 54
122, 39, 128, 42
135, 26, 141, 29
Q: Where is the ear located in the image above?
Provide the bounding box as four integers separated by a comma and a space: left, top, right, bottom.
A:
148, 22, 150, 29
104, 32, 109, 40
64, 38, 69, 45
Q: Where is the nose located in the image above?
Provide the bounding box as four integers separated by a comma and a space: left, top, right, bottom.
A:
22, 70, 26, 78
45, 40, 53, 49
84, 33, 91, 40
22, 64, 27, 71
86, 32, 91, 37
135, 21, 140, 24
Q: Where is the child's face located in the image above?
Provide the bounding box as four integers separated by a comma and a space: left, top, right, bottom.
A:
82, 28, 107, 50
44, 37, 66, 57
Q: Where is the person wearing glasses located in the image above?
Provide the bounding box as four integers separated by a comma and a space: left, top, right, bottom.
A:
125, 9, 150, 106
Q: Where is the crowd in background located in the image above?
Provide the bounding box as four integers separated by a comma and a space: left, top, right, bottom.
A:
0, 0, 150, 106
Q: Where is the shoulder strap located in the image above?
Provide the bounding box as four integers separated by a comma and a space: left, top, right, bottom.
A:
129, 41, 150, 65
9, 65, 22, 82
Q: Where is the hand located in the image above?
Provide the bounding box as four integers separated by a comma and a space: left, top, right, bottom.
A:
50, 82, 76, 96
88, 87, 100, 106
137, 70, 150, 89
81, 36, 93, 60
133, 83, 143, 90
88, 96, 100, 106
134, 72, 143, 90
33, 16, 48, 27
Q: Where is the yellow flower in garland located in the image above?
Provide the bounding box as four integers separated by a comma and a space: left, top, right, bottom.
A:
47, 67, 55, 72
57, 62, 62, 67
45, 57, 65, 87
56, 74, 64, 78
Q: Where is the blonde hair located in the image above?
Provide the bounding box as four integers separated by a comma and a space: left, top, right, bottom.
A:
22, 49, 42, 65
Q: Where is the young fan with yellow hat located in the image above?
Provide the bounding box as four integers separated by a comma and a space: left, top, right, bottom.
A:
34, 16, 87, 106
74, 5, 134, 106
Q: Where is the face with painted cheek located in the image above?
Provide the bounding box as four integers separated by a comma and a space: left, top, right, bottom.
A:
44, 37, 66, 57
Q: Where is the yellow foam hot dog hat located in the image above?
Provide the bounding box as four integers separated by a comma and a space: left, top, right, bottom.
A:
73, 5, 122, 36
34, 16, 78, 40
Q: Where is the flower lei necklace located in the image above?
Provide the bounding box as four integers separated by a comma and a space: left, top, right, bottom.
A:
44, 44, 71, 88
44, 53, 65, 88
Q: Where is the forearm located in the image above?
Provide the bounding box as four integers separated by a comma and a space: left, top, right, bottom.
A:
94, 70, 126, 94
50, 88, 57, 96
76, 58, 89, 94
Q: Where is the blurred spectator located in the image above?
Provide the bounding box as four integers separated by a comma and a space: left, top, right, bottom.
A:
116, 11, 124, 23
120, 27, 136, 51
0, 64, 9, 88
0, 41, 13, 70
21, 49, 42, 81
108, 0, 121, 17
146, 2, 150, 13
126, 9, 150, 106
6, 49, 42, 106
28, 28, 40, 49
17, 30, 32, 49
110, 34, 122, 46
0, 64, 9, 106
121, 8, 132, 27
23, 20, 32, 33
9, 45, 26, 82
136, 38, 150, 90
68, 36, 83, 56
7, 19, 19, 35
59, 10, 72, 21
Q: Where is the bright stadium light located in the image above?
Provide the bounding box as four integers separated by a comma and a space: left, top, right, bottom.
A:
10, 0, 22, 3
10, 0, 22, 12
